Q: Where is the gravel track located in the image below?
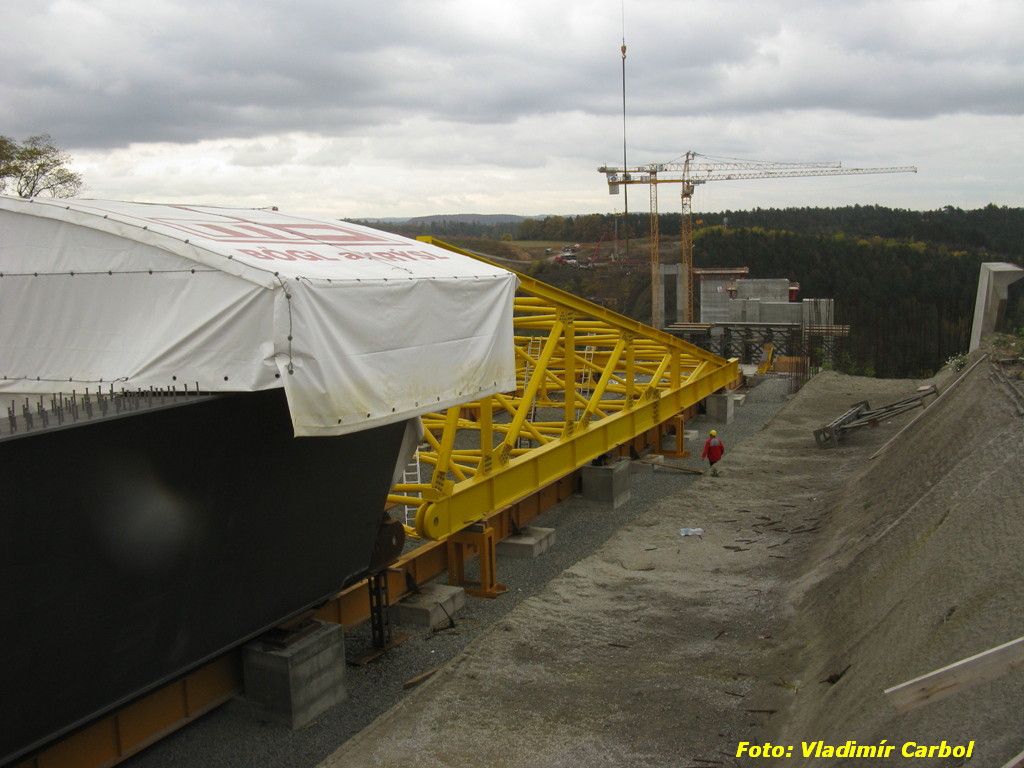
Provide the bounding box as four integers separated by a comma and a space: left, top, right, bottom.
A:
126, 379, 792, 768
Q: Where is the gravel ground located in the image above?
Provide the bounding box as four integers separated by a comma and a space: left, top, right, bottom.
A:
320, 369, 973, 768
125, 377, 793, 768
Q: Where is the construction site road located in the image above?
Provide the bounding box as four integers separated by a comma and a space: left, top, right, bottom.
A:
320, 360, 1024, 768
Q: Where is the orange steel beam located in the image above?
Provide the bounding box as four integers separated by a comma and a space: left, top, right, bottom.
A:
16, 655, 240, 768
315, 469, 583, 627
317, 411, 699, 630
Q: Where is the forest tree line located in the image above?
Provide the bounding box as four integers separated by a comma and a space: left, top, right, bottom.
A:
375, 205, 1024, 379
376, 204, 1024, 261
691, 226, 988, 378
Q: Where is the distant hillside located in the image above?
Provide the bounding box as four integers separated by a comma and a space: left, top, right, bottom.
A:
520, 207, 1024, 379
698, 204, 1024, 259
407, 214, 530, 226
351, 204, 1024, 378
351, 213, 534, 239
355, 206, 1024, 257
512, 205, 1024, 259
349, 216, 411, 224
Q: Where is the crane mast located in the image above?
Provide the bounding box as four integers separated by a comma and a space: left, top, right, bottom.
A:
598, 152, 917, 327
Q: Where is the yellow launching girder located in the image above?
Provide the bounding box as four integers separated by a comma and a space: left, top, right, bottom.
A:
390, 237, 739, 540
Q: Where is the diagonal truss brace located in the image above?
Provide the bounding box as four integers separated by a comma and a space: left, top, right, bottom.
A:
389, 237, 739, 540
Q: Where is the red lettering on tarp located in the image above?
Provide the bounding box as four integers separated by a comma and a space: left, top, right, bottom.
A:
149, 217, 404, 246
237, 247, 345, 262
373, 250, 419, 262
239, 248, 275, 260
237, 224, 289, 239
236, 247, 452, 264
286, 250, 338, 262
276, 223, 394, 245
204, 224, 255, 239
267, 248, 296, 261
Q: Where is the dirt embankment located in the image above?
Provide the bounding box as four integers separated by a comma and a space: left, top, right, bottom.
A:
773, 356, 1024, 764
319, 361, 1022, 768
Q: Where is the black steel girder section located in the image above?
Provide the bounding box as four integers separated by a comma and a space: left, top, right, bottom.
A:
1, 389, 406, 767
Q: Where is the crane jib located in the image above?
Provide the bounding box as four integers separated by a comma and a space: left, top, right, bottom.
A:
596, 153, 917, 327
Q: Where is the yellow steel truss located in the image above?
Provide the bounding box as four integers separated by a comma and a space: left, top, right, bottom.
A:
390, 237, 739, 540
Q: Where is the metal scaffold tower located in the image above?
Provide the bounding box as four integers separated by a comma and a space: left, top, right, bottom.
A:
389, 237, 740, 541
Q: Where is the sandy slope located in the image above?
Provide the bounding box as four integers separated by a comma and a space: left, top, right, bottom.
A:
319, 362, 1022, 767
774, 357, 1024, 765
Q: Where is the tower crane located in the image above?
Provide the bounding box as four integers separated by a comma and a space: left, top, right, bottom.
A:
598, 151, 918, 327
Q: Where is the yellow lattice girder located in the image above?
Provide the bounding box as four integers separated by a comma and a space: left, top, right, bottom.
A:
389, 237, 739, 540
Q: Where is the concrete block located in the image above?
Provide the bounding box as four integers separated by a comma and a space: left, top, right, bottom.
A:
658, 430, 681, 453
732, 393, 746, 407
705, 392, 735, 424
630, 459, 655, 475
739, 363, 759, 377
243, 621, 346, 729
737, 278, 789, 301
700, 279, 731, 323
760, 301, 801, 324
728, 297, 761, 322
390, 583, 466, 630
581, 458, 631, 508
496, 526, 556, 559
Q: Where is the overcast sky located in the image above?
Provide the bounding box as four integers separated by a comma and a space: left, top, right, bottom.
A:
2, 0, 1022, 217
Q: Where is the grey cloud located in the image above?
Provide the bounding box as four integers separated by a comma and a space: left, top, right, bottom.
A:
0, 0, 1020, 153
227, 136, 300, 167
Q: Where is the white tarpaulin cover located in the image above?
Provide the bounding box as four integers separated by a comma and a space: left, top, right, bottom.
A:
0, 196, 517, 436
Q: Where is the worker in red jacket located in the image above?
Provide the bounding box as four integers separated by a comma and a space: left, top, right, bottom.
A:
701, 429, 725, 476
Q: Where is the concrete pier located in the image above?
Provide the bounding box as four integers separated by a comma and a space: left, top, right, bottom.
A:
390, 583, 466, 630
242, 621, 346, 729
705, 392, 735, 424
496, 526, 556, 559
969, 262, 1024, 351
581, 458, 631, 508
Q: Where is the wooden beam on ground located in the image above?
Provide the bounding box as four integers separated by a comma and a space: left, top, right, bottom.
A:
884, 635, 1024, 713
639, 458, 703, 475
403, 667, 440, 690
1000, 747, 1024, 768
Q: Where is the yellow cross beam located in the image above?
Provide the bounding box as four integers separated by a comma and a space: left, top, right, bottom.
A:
389, 237, 739, 540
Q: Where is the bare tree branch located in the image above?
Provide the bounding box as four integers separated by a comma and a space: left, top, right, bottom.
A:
1, 134, 84, 198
